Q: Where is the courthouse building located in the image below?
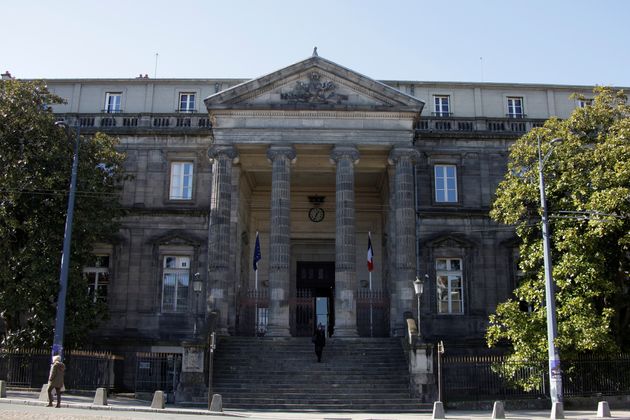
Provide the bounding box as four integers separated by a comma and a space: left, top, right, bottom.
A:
28, 53, 599, 354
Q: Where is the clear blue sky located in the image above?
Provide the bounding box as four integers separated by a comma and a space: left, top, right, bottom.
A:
3, 0, 630, 86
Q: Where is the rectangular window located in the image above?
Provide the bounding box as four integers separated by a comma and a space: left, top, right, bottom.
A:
169, 162, 194, 200
179, 93, 196, 112
83, 255, 110, 303
434, 95, 450, 116
105, 92, 122, 113
436, 258, 464, 314
162, 256, 190, 312
578, 99, 593, 108
507, 97, 524, 118
434, 165, 458, 203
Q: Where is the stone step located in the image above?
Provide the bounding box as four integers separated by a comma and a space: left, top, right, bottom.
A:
212, 336, 414, 412
220, 402, 431, 412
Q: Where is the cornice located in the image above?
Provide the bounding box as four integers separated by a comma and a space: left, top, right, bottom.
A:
211, 109, 417, 120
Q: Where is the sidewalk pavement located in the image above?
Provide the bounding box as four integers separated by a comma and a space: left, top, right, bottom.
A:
1, 390, 630, 420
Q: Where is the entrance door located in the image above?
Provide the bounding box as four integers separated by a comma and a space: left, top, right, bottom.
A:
293, 262, 335, 337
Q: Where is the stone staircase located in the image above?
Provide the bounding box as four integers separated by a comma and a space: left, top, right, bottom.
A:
212, 336, 431, 412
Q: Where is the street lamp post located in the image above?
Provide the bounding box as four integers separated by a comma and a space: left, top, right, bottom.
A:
537, 136, 564, 408
192, 273, 202, 337
413, 275, 426, 337
51, 121, 81, 361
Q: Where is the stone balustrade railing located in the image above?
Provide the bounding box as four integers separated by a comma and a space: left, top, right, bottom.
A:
54, 113, 546, 135
55, 113, 213, 132
416, 116, 546, 134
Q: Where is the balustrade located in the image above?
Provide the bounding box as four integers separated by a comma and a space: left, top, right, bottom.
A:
56, 113, 212, 131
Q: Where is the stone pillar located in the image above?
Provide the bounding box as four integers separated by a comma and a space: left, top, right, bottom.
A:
175, 340, 207, 402
266, 146, 296, 336
388, 146, 420, 336
207, 145, 238, 334
330, 145, 360, 337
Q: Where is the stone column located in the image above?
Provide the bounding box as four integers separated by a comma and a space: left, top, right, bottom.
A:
266, 146, 296, 337
207, 145, 238, 335
330, 145, 360, 337
388, 146, 420, 336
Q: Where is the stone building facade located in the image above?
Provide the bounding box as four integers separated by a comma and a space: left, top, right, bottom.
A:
38, 54, 602, 354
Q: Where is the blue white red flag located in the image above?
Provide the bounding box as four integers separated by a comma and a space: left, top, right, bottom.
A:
367, 232, 374, 272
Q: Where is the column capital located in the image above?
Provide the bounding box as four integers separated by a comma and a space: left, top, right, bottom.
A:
330, 145, 360, 165
208, 145, 239, 163
266, 145, 297, 163
388, 146, 420, 165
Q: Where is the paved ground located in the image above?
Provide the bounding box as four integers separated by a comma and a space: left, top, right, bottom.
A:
1, 390, 630, 419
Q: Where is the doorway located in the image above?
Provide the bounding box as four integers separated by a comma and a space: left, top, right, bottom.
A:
293, 261, 335, 337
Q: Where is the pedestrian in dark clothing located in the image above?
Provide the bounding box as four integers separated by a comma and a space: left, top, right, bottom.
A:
312, 323, 326, 362
47, 355, 65, 407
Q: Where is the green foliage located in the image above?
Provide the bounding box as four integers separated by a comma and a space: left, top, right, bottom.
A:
0, 80, 126, 350
487, 87, 630, 380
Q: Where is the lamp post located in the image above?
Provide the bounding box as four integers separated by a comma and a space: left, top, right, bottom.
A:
51, 121, 81, 361
537, 136, 564, 407
192, 273, 202, 337
413, 275, 426, 337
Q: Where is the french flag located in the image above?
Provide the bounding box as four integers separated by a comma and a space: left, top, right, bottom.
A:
367, 233, 374, 272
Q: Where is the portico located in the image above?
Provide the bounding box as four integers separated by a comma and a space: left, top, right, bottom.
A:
204, 54, 424, 337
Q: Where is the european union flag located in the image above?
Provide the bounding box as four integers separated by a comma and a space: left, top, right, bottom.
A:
253, 232, 262, 271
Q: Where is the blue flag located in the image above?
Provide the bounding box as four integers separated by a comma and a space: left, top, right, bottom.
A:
253, 232, 262, 271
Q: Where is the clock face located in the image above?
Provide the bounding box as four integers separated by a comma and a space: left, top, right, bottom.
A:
308, 207, 325, 223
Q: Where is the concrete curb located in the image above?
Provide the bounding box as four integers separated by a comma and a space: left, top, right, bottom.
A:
0, 397, 245, 417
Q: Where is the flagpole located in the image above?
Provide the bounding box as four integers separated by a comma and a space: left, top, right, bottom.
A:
254, 231, 259, 336
369, 232, 373, 338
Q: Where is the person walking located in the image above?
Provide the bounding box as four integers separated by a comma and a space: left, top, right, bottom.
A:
47, 355, 65, 407
312, 323, 326, 363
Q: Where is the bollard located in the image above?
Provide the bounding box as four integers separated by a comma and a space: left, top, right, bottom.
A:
150, 390, 165, 409
597, 401, 611, 418
492, 400, 506, 419
38, 384, 49, 402
209, 393, 223, 412
0, 380, 6, 398
93, 387, 108, 405
550, 401, 565, 419
432, 401, 445, 419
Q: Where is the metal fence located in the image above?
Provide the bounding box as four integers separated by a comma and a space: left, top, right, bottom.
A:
442, 353, 630, 403
237, 289, 269, 336
134, 352, 182, 396
357, 289, 390, 337
0, 349, 120, 390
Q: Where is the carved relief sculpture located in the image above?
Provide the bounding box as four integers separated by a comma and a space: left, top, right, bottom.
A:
281, 72, 349, 104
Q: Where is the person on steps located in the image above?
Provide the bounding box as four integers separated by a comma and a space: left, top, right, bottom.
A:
312, 323, 326, 363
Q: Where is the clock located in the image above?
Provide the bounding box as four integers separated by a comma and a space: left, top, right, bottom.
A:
308, 207, 325, 223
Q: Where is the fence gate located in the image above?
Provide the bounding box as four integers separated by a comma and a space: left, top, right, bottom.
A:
135, 352, 182, 400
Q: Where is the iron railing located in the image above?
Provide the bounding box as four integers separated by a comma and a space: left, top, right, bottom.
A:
442, 353, 630, 403
134, 352, 182, 397
237, 289, 269, 336
357, 289, 390, 337
0, 349, 120, 390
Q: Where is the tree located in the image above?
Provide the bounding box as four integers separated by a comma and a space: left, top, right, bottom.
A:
487, 87, 630, 367
0, 79, 127, 349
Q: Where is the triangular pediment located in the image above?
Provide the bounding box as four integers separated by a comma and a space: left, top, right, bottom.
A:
204, 55, 424, 114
